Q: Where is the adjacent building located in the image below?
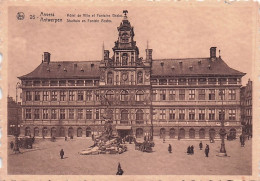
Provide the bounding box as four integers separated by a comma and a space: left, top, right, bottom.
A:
8, 96, 22, 135
18, 13, 245, 139
240, 79, 252, 136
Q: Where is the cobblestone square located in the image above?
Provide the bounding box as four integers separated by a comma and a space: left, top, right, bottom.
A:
8, 137, 252, 175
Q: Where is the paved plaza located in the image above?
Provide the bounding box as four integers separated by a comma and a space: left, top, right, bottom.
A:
8, 136, 251, 175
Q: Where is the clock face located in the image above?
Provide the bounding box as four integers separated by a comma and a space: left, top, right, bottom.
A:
122, 73, 128, 81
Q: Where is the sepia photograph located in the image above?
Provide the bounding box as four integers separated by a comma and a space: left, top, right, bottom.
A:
2, 2, 258, 179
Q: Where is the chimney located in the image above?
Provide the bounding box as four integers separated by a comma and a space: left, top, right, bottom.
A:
146, 49, 153, 62
210, 47, 216, 58
104, 50, 110, 60
43, 52, 51, 64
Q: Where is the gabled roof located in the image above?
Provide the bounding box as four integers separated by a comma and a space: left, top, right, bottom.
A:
18, 61, 100, 79
151, 57, 245, 77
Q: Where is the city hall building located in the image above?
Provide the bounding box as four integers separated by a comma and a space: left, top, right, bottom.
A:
18, 13, 245, 140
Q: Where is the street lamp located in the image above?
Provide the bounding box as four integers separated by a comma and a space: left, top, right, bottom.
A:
218, 80, 227, 156
14, 82, 21, 153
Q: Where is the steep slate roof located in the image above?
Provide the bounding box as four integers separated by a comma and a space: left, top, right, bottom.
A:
19, 57, 245, 79
151, 57, 245, 77
19, 61, 100, 79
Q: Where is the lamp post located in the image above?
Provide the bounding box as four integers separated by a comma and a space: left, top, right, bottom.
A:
14, 82, 21, 153
218, 80, 227, 156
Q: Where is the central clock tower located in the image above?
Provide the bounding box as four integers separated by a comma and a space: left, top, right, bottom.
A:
99, 11, 151, 86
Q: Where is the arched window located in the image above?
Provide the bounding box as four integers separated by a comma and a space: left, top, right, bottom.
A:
106, 90, 114, 101
136, 109, 144, 120
107, 72, 113, 85
136, 90, 144, 101
121, 110, 128, 120
34, 127, 39, 137
25, 127, 31, 136
122, 53, 128, 65
160, 128, 166, 138
51, 127, 56, 137
189, 128, 195, 139
137, 71, 143, 84
121, 32, 129, 43
120, 90, 128, 101
199, 128, 205, 139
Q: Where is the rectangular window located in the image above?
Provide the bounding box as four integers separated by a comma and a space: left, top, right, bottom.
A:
228, 89, 236, 100
188, 78, 197, 85
160, 109, 166, 120
77, 109, 83, 119
86, 109, 92, 119
179, 89, 185, 100
50, 80, 58, 86
34, 109, 40, 119
228, 78, 237, 84
209, 109, 215, 120
85, 80, 92, 86
168, 79, 177, 85
159, 79, 167, 85
34, 91, 40, 101
43, 91, 49, 101
229, 109, 236, 120
219, 109, 225, 121
189, 109, 195, 120
60, 109, 65, 119
96, 109, 99, 119
43, 109, 48, 119
160, 90, 166, 101
59, 80, 66, 86
219, 89, 225, 100
25, 81, 32, 86
209, 89, 215, 100
95, 90, 100, 101
69, 91, 75, 101
189, 89, 195, 100
68, 80, 75, 86
51, 109, 57, 119
199, 109, 205, 120
218, 78, 227, 85
198, 78, 206, 85
25, 109, 32, 119
169, 109, 175, 120
152, 109, 156, 120
26, 91, 32, 101
77, 80, 84, 86
42, 80, 49, 86
198, 89, 205, 100
178, 78, 186, 85
169, 90, 176, 101
33, 81, 40, 86
60, 91, 66, 101
179, 109, 185, 120
94, 80, 99, 86
152, 90, 157, 101
208, 78, 217, 84
69, 109, 74, 119
86, 90, 92, 101
77, 91, 84, 101
51, 91, 57, 101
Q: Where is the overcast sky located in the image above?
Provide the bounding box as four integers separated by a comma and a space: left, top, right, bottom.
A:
8, 4, 255, 100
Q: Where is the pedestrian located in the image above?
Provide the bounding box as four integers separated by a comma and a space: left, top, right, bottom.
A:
191, 145, 194, 155
168, 144, 172, 153
65, 136, 67, 141
187, 146, 191, 155
60, 149, 64, 159
199, 141, 203, 150
116, 162, 124, 175
163, 137, 165, 143
10, 141, 14, 150
205, 144, 209, 157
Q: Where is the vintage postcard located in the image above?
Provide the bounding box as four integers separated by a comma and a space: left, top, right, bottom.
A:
0, 1, 259, 180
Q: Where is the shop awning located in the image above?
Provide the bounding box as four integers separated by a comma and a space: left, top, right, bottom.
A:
116, 126, 132, 130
